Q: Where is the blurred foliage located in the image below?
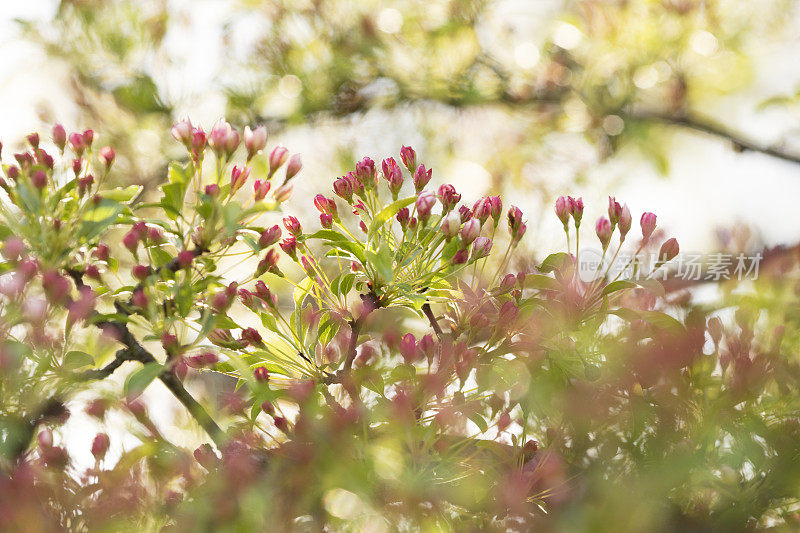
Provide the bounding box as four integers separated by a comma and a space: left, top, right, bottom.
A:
19, 0, 797, 194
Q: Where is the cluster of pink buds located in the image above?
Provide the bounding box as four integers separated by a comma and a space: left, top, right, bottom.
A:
170, 119, 302, 204
555, 195, 680, 264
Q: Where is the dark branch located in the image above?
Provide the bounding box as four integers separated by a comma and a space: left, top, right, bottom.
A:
422, 302, 443, 339
628, 110, 800, 166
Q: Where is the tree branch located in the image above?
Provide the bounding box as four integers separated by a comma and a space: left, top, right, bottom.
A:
628, 110, 800, 166
422, 302, 443, 339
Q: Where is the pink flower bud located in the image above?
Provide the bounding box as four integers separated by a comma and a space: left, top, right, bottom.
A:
99, 146, 115, 168
355, 157, 377, 190
6, 165, 19, 180
320, 213, 333, 229
640, 212, 657, 242
132, 289, 148, 308
211, 291, 231, 312
473, 197, 492, 223
282, 216, 302, 236
413, 164, 432, 192
244, 125, 268, 160
194, 444, 218, 469
122, 231, 139, 254
274, 183, 293, 203
93, 243, 110, 262
256, 248, 282, 277
568, 196, 584, 226
171, 119, 193, 145
230, 165, 251, 194
253, 179, 270, 201
555, 196, 570, 227
268, 146, 289, 176
659, 237, 679, 262
441, 212, 461, 239
452, 248, 469, 265
399, 333, 418, 363
333, 177, 353, 202
52, 124, 67, 151
161, 333, 179, 354
208, 120, 236, 158
507, 206, 525, 243
240, 327, 263, 347
38, 428, 53, 449
400, 145, 416, 171
460, 218, 481, 245
82, 129, 94, 146
437, 184, 461, 212
471, 236, 493, 260
396, 207, 410, 228
2, 237, 25, 262
280, 236, 298, 259
27, 133, 39, 148
489, 196, 503, 224
177, 250, 195, 269
132, 264, 150, 280
253, 366, 270, 382
259, 225, 281, 248
69, 133, 86, 156
91, 433, 110, 460
42, 270, 70, 304
31, 170, 47, 189
85, 399, 108, 419
498, 301, 518, 323
618, 204, 632, 240
285, 154, 302, 181
595, 217, 612, 250
85, 264, 101, 280
415, 190, 436, 222
608, 196, 622, 225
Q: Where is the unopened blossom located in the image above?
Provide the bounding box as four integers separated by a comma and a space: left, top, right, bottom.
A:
555, 196, 570, 227
280, 236, 298, 259
399, 333, 418, 363
320, 213, 333, 229
253, 366, 270, 383
438, 184, 461, 212
268, 146, 289, 177
333, 177, 353, 202
99, 146, 115, 168
416, 190, 436, 223
608, 196, 622, 225
441, 212, 461, 239
569, 196, 584, 226
253, 179, 270, 201
472, 236, 493, 260
595, 217, 613, 250
641, 212, 657, 242
413, 164, 432, 192
283, 216, 302, 236
171, 119, 193, 145
230, 165, 251, 194
400, 145, 416, 171
659, 237, 680, 262
52, 124, 67, 151
273, 183, 293, 203
473, 197, 492, 223
355, 157, 377, 190
460, 218, 481, 245
285, 154, 302, 181
259, 225, 281, 248
618, 204, 632, 240
244, 125, 267, 160
91, 433, 110, 460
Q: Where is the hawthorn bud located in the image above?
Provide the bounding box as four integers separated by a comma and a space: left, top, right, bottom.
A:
472, 236, 493, 260
355, 157, 377, 190
259, 225, 281, 248
399, 333, 418, 363
122, 231, 140, 255
400, 145, 416, 171
659, 237, 680, 262
256, 248, 282, 277
240, 327, 263, 347
171, 119, 193, 145
452, 248, 469, 265
132, 264, 150, 281
268, 146, 289, 176
413, 164, 432, 192
273, 183, 293, 203
473, 197, 492, 223
84, 264, 101, 280
415, 190, 436, 223
177, 250, 195, 269
555, 196, 570, 227
608, 196, 623, 225
285, 154, 302, 181
569, 196, 584, 227
595, 217, 613, 250
283, 216, 302, 236
396, 207, 410, 228
82, 129, 94, 146
244, 125, 268, 160
320, 213, 333, 229
437, 184, 461, 213
93, 243, 110, 262
253, 366, 270, 383
208, 120, 236, 158
27, 133, 40, 148
460, 218, 481, 245
441, 212, 461, 239
31, 170, 47, 189
132, 289, 148, 308
280, 236, 297, 260
91, 433, 110, 460
99, 146, 115, 168
333, 177, 353, 203
230, 165, 251, 194
52, 124, 67, 151
2, 237, 25, 262
618, 204, 632, 241
489, 196, 503, 224
253, 179, 270, 201
641, 212, 657, 242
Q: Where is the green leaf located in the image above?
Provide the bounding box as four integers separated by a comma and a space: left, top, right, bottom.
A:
63, 350, 94, 370
468, 413, 489, 433
80, 199, 124, 241
124, 362, 163, 397
538, 252, 571, 273
101, 185, 142, 203
601, 280, 637, 296
160, 162, 192, 219
368, 196, 415, 236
